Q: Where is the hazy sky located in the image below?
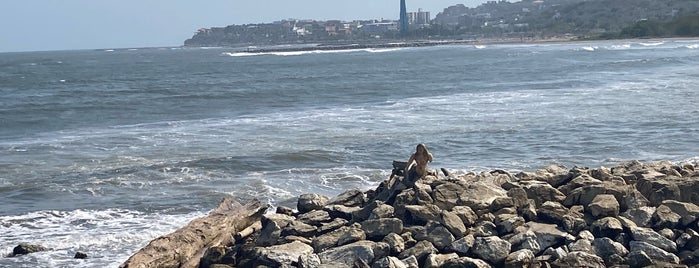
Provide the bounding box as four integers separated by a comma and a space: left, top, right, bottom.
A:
0, 0, 490, 53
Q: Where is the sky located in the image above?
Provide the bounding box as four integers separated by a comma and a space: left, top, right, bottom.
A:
0, 0, 490, 53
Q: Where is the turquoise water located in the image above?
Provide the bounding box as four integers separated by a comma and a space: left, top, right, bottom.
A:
1, 40, 698, 266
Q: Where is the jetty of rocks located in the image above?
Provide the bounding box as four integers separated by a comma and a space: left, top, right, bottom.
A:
122, 160, 699, 268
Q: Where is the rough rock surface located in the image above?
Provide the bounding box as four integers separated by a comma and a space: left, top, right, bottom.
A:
141, 160, 699, 268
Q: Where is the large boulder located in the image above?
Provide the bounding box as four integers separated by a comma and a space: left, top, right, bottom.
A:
318, 241, 377, 267
592, 237, 629, 259
636, 176, 681, 206
440, 210, 467, 238
536, 201, 586, 233
426, 222, 456, 251
525, 222, 575, 252
622, 206, 656, 227
441, 257, 492, 268
587, 194, 620, 218
471, 236, 512, 264
328, 189, 366, 207
298, 194, 330, 214
398, 241, 438, 263
653, 204, 682, 229
519, 181, 566, 207
504, 249, 535, 268
404, 204, 442, 224
589, 217, 623, 238
630, 226, 677, 253
629, 241, 680, 264
552, 251, 605, 268
424, 253, 459, 268
361, 218, 404, 240
661, 200, 699, 226
259, 241, 314, 266
12, 243, 48, 256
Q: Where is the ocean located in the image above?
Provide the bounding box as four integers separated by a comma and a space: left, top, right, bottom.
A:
1, 39, 698, 267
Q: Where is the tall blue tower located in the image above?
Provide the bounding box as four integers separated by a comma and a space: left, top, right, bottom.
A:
399, 0, 408, 35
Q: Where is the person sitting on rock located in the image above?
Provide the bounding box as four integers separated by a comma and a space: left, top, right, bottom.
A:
404, 144, 433, 181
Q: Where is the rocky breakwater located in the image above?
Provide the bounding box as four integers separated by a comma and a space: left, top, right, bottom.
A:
129, 160, 699, 268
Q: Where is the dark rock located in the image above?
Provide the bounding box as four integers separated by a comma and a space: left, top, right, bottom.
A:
457, 181, 508, 211
431, 182, 464, 210
451, 205, 478, 227
282, 220, 317, 237
450, 234, 475, 255
490, 197, 515, 212
557, 174, 602, 196
658, 228, 677, 240
661, 200, 699, 226
328, 189, 366, 207
298, 193, 330, 214
424, 253, 459, 268
563, 181, 629, 209
426, 222, 456, 251
507, 187, 529, 210
325, 204, 360, 220
629, 241, 680, 264
276, 205, 296, 216
567, 239, 594, 254
199, 246, 226, 268
12, 243, 48, 256
525, 222, 575, 253
414, 182, 434, 205
404, 204, 442, 224
317, 217, 349, 235
623, 206, 656, 227
470, 221, 498, 237
630, 226, 677, 253
352, 200, 382, 222
589, 217, 623, 238
361, 218, 404, 240
74, 252, 88, 259
338, 225, 366, 246
440, 210, 467, 239
318, 240, 377, 267
370, 203, 396, 219
552, 251, 605, 268
298, 253, 322, 268
508, 230, 541, 253
654, 204, 682, 229
494, 213, 525, 234
372, 256, 408, 268
520, 181, 566, 207
626, 248, 654, 267
400, 255, 419, 268
398, 240, 438, 262
592, 237, 629, 259
393, 189, 416, 218
504, 249, 535, 268
259, 241, 315, 266
313, 226, 352, 252
587, 194, 620, 218
284, 235, 312, 244
636, 176, 681, 207
441, 256, 492, 268
472, 236, 512, 264
676, 229, 699, 251
382, 233, 405, 254
297, 210, 331, 226
537, 201, 586, 233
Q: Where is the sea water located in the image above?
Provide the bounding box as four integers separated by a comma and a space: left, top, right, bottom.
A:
1, 39, 698, 267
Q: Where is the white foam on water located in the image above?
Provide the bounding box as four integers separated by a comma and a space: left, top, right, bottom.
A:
223, 48, 402, 57
0, 209, 205, 267
639, 41, 665, 47
474, 45, 487, 49
609, 44, 631, 50
581, 46, 597, 52
686, 44, 699, 49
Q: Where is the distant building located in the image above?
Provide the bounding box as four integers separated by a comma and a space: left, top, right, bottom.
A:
400, 0, 408, 34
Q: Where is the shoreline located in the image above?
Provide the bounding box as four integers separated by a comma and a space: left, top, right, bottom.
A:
119, 159, 699, 267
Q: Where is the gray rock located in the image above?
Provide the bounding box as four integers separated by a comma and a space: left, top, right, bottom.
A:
491, 197, 515, 212
317, 217, 349, 235
424, 253, 459, 268
537, 201, 586, 233
577, 230, 595, 241
426, 222, 456, 251
361, 218, 403, 240
676, 229, 699, 250
325, 204, 360, 220
507, 187, 529, 209
431, 182, 465, 210
654, 204, 682, 229
276, 205, 295, 216
622, 206, 656, 227
457, 181, 508, 211
636, 176, 681, 206
318, 240, 377, 267
629, 240, 680, 264
298, 253, 322, 268
74, 252, 88, 259
257, 218, 283, 246
452, 206, 479, 227
544, 246, 568, 261
414, 182, 434, 205
284, 235, 312, 244
382, 233, 405, 254
404, 204, 442, 224
372, 256, 408, 268
504, 249, 535, 268
630, 226, 677, 253
199, 246, 226, 268
557, 174, 602, 196
495, 213, 525, 234
400, 255, 419, 268
260, 241, 315, 266
282, 220, 318, 237
589, 217, 623, 238
627, 250, 653, 267
441, 256, 493, 268
313, 226, 351, 252
369, 203, 396, 219
525, 222, 575, 253
393, 189, 416, 218
450, 234, 475, 254
338, 225, 366, 246
298, 193, 330, 214
398, 240, 438, 262
552, 251, 605, 268
662, 200, 699, 226
440, 210, 467, 238
587, 194, 620, 217
508, 230, 541, 253
296, 210, 331, 226
658, 228, 676, 240
470, 221, 498, 237
568, 239, 594, 254
352, 201, 382, 222
520, 180, 566, 207
472, 236, 512, 264
328, 189, 366, 207
592, 237, 629, 259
